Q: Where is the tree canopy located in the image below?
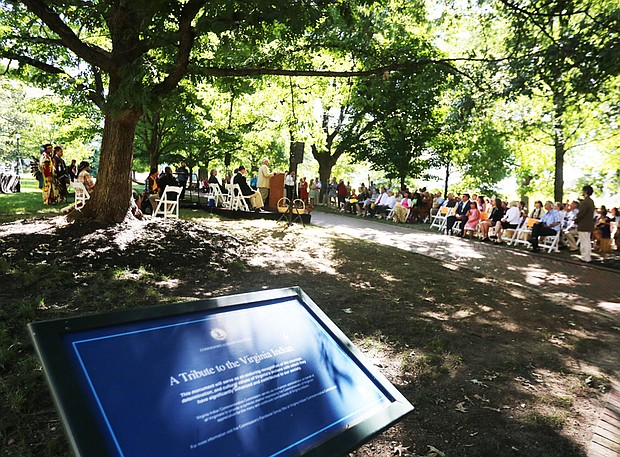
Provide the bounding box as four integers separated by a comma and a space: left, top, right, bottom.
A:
1, 0, 619, 215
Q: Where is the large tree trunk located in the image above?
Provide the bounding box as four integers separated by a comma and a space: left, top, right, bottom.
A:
553, 130, 565, 203
552, 91, 566, 203
77, 110, 142, 222
444, 161, 450, 196
147, 111, 163, 171
312, 145, 338, 202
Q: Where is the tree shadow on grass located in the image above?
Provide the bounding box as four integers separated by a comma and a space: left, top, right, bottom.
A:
217, 236, 618, 457
1, 219, 618, 457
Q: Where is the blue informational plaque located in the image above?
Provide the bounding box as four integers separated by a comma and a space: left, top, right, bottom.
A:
29, 288, 413, 457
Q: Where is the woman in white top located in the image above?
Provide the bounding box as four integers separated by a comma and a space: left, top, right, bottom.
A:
494, 201, 521, 244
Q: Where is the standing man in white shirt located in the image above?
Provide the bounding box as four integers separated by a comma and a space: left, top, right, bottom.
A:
257, 158, 274, 206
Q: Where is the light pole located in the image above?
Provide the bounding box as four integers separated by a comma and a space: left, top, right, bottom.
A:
15, 133, 21, 175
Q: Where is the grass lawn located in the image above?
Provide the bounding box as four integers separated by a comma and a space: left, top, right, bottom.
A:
0, 177, 61, 223
0, 195, 618, 457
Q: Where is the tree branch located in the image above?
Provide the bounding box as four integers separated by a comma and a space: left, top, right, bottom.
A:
193, 59, 452, 78
151, 0, 206, 98
20, 0, 113, 72
92, 65, 105, 106
497, 0, 590, 18
0, 50, 64, 74
4, 34, 64, 46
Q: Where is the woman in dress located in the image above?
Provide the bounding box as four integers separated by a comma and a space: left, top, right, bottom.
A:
299, 177, 308, 204
392, 191, 411, 224
463, 199, 481, 238
308, 178, 317, 207
479, 198, 504, 242
77, 161, 96, 193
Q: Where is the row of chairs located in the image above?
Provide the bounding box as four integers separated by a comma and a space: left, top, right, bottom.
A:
73, 182, 183, 219
429, 207, 561, 253
507, 217, 561, 253
383, 204, 431, 223
207, 183, 254, 211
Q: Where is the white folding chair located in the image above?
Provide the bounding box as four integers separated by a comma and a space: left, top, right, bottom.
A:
153, 186, 181, 219
229, 184, 251, 211
450, 219, 463, 235
208, 183, 229, 208
72, 182, 90, 211
539, 231, 561, 253
430, 206, 449, 230
509, 217, 533, 247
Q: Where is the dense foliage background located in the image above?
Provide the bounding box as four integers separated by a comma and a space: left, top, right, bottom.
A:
1, 0, 619, 215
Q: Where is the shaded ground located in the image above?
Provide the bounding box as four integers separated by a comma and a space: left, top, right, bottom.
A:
312, 209, 620, 317
1, 215, 619, 457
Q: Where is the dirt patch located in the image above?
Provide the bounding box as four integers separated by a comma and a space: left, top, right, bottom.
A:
1, 216, 618, 457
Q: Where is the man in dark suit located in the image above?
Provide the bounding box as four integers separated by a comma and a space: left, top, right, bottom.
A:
233, 165, 264, 211
445, 193, 471, 236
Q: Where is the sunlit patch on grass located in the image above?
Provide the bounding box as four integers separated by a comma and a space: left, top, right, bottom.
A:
155, 278, 181, 289
522, 411, 567, 430
113, 266, 150, 280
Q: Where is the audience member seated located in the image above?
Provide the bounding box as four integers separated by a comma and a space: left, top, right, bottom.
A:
375, 190, 397, 218
369, 188, 388, 217
233, 165, 264, 211
431, 192, 444, 216
442, 193, 457, 208
445, 193, 471, 236
138, 167, 159, 214
479, 198, 504, 241
493, 201, 520, 244
593, 206, 612, 253
76, 161, 95, 194
149, 166, 178, 212
529, 201, 562, 252
354, 187, 368, 215
208, 168, 227, 193
563, 200, 580, 251
392, 191, 411, 223
530, 200, 544, 219
475, 195, 486, 212
359, 188, 377, 216
463, 199, 480, 238
518, 201, 527, 218
343, 191, 358, 214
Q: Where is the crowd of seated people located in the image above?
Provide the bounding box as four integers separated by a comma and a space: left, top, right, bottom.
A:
422, 190, 620, 255
333, 185, 434, 224
193, 168, 620, 254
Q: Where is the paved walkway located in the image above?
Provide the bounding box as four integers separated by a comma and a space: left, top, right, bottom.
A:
311, 210, 620, 457
311, 211, 620, 317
